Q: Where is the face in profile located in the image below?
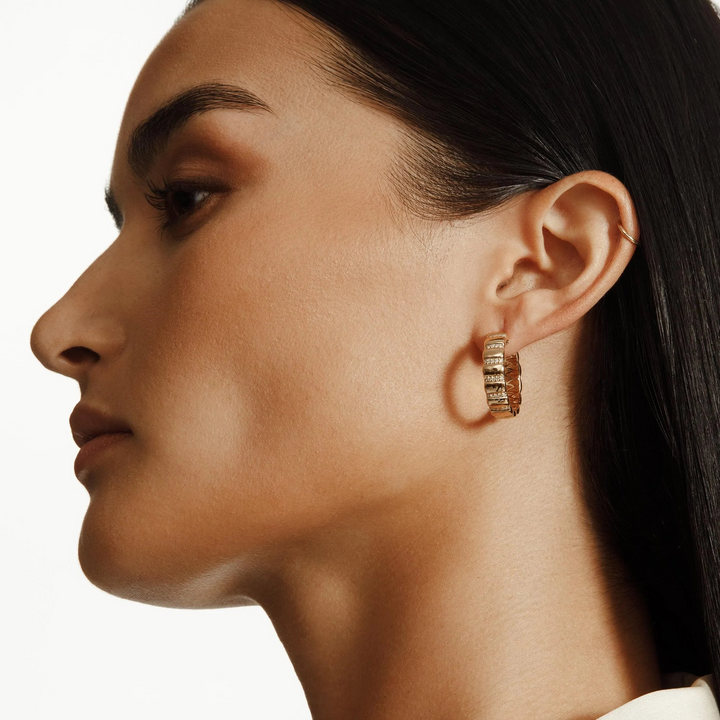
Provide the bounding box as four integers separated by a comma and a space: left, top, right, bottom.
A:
30, 0, 497, 608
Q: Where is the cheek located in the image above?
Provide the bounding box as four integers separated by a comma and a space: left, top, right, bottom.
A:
159, 221, 452, 526
79, 204, 467, 603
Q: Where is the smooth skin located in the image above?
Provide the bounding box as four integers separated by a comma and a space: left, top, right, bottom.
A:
30, 0, 660, 718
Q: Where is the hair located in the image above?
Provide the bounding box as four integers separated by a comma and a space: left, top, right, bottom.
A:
187, 0, 720, 680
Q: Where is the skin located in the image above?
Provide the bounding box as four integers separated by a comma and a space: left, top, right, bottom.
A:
29, 0, 662, 718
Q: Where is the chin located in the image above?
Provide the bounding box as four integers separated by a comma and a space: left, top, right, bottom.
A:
77, 509, 259, 610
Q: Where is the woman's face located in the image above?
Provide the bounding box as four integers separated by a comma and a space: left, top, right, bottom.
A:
30, 0, 496, 607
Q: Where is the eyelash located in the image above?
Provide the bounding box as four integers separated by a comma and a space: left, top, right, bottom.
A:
144, 179, 218, 235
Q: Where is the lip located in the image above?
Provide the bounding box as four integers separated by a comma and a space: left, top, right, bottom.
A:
70, 403, 132, 449
74, 431, 132, 479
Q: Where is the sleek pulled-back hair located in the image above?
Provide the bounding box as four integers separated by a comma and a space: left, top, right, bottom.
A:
188, 0, 720, 679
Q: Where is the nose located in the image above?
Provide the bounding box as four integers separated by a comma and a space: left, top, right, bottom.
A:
30, 250, 126, 390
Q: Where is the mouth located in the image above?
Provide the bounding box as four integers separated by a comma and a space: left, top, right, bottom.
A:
69, 403, 133, 482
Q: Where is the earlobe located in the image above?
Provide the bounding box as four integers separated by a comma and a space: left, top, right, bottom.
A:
495, 171, 640, 357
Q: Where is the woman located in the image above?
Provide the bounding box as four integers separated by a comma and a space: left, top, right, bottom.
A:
29, 0, 720, 717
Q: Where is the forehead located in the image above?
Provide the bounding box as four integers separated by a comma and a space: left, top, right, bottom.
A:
115, 0, 332, 158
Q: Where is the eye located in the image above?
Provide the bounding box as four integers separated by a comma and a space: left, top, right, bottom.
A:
144, 180, 220, 234
166, 187, 211, 220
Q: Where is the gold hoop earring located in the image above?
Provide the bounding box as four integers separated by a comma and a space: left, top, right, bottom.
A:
483, 333, 522, 418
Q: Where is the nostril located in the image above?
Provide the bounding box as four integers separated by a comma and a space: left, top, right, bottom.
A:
61, 347, 100, 364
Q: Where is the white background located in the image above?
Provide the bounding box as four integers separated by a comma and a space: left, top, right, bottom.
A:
3, 1, 720, 718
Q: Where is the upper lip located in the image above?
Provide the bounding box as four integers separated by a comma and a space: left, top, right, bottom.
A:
69, 403, 132, 448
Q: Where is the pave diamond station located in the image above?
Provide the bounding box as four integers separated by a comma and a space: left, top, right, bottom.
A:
482, 332, 522, 418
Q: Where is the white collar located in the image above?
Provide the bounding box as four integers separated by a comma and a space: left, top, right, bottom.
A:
598, 674, 720, 719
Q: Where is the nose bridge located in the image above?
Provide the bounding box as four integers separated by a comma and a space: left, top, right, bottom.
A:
30, 241, 130, 381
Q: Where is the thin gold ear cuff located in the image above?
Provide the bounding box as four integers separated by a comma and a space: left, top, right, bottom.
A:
482, 333, 522, 419
618, 222, 639, 246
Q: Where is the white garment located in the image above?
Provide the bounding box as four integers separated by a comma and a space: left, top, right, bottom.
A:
598, 673, 720, 719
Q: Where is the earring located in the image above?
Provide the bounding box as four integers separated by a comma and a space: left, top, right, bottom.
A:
617, 222, 639, 246
483, 333, 522, 418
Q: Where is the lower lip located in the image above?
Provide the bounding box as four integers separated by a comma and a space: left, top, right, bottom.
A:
74, 432, 132, 478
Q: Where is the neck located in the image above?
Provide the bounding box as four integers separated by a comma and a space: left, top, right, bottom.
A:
254, 411, 661, 720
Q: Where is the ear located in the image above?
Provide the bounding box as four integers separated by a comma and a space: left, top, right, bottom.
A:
477, 170, 640, 357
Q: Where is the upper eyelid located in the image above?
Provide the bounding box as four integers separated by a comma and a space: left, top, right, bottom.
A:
147, 175, 230, 193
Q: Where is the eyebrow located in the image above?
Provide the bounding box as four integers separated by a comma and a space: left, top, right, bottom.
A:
105, 82, 273, 229
128, 82, 273, 177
